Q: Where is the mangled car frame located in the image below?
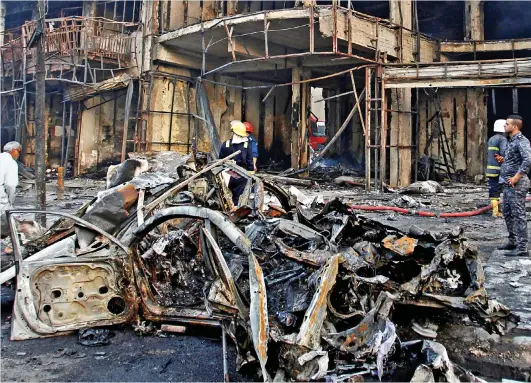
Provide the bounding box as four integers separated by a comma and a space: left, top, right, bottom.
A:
3, 152, 519, 382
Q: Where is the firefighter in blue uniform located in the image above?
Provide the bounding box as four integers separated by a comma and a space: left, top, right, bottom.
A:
498, 115, 531, 257
486, 119, 508, 217
219, 120, 254, 206
243, 122, 258, 173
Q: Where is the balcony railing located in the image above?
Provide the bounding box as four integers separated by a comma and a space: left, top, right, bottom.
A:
1, 17, 138, 79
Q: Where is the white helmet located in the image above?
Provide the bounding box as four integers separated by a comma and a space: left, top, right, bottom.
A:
493, 119, 506, 133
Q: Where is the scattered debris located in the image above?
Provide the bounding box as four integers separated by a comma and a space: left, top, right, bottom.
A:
401, 180, 444, 194
412, 321, 439, 339
5, 152, 520, 382
334, 176, 364, 187
260, 174, 315, 187
392, 195, 426, 209
94, 351, 108, 360
133, 321, 164, 336
161, 324, 186, 334
402, 340, 488, 383
54, 348, 86, 359
288, 185, 314, 206
78, 328, 115, 347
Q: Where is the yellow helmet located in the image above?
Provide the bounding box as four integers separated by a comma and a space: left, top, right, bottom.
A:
230, 120, 247, 137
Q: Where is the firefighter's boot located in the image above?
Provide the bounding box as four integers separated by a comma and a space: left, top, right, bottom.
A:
492, 199, 502, 218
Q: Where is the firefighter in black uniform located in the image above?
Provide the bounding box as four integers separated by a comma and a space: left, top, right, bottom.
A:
486, 119, 508, 217
219, 120, 254, 206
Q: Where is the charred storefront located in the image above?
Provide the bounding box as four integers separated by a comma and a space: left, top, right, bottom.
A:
3, 1, 531, 186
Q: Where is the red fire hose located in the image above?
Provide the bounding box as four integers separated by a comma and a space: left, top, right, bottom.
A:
350, 196, 531, 218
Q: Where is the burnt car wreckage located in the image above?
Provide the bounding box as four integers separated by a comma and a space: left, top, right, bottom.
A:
2, 152, 519, 382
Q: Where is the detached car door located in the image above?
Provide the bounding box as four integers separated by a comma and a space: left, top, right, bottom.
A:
7, 210, 137, 340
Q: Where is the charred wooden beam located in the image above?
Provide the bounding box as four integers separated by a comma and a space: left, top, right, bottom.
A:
383, 58, 531, 88
291, 66, 301, 170
441, 38, 531, 54
464, 0, 484, 41
389, 0, 413, 188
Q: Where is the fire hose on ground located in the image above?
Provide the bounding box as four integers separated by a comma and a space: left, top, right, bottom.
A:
350, 196, 531, 218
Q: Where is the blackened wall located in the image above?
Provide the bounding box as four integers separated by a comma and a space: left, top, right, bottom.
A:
484, 1, 531, 40
418, 1, 464, 40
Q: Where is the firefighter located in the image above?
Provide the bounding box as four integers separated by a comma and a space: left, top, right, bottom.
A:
243, 122, 258, 173
486, 119, 508, 217
219, 120, 254, 206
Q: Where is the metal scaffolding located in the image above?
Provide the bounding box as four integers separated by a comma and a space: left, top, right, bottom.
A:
0, 5, 140, 172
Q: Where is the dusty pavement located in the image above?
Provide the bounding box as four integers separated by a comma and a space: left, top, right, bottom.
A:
0, 311, 244, 382
1, 179, 531, 381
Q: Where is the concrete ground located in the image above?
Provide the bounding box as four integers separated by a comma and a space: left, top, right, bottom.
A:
1, 179, 530, 381
1, 313, 244, 382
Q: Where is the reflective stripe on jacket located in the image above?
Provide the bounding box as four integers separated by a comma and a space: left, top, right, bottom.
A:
486, 134, 508, 178
219, 139, 254, 171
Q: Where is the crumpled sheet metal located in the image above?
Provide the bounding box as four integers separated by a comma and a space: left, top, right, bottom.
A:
129, 173, 175, 190
279, 346, 329, 382
202, 228, 248, 318
249, 252, 269, 382
134, 206, 253, 255
130, 194, 516, 380
277, 218, 329, 245
400, 242, 445, 295
402, 340, 488, 383
296, 254, 339, 350
136, 205, 269, 380
262, 179, 293, 212
78, 183, 138, 248
367, 222, 517, 335
274, 238, 331, 267
297, 351, 328, 380
324, 292, 396, 354
465, 295, 518, 334
411, 364, 436, 383
129, 150, 192, 178
14, 158, 520, 383
382, 235, 418, 256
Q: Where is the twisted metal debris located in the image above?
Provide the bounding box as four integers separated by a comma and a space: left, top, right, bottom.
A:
4, 152, 518, 382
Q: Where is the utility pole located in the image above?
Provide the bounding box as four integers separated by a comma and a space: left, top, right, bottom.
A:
0, 1, 5, 142
34, 0, 46, 226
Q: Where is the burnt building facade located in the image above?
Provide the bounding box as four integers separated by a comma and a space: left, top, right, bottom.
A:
1, 0, 530, 187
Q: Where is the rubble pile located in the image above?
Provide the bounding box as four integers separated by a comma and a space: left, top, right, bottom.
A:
3, 152, 519, 382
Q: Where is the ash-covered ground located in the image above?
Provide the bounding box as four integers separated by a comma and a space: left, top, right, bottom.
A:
1, 179, 530, 382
